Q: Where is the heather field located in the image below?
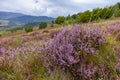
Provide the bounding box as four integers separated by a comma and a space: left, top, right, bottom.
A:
0, 18, 120, 80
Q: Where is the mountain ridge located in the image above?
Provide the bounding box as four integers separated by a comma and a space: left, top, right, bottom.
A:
0, 11, 24, 19
0, 11, 55, 27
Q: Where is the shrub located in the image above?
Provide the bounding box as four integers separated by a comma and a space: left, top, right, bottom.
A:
107, 23, 120, 41
91, 8, 103, 21
0, 48, 6, 54
55, 16, 65, 24
25, 26, 33, 33
107, 23, 120, 34
39, 22, 47, 29
46, 25, 118, 80
77, 10, 92, 23
0, 41, 47, 80
66, 14, 71, 20
71, 14, 77, 19
50, 30, 61, 38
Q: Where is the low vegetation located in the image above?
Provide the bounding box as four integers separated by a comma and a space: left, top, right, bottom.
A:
6, 26, 24, 33
0, 2, 120, 80
39, 22, 47, 29
25, 26, 33, 33
0, 21, 120, 80
55, 16, 65, 24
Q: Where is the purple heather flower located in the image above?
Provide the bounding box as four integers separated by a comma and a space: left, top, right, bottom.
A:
0, 48, 5, 54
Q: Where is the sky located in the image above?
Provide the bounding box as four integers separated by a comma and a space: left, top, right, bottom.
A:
0, 0, 120, 17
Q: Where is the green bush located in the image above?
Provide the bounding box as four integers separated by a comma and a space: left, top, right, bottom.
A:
25, 26, 33, 33
112, 4, 120, 17
77, 10, 92, 23
39, 22, 47, 29
71, 14, 77, 19
55, 16, 65, 24
66, 15, 71, 20
91, 8, 102, 21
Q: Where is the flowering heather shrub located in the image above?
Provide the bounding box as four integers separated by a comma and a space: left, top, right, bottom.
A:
21, 33, 42, 42
107, 23, 120, 34
5, 41, 43, 56
50, 29, 61, 38
0, 41, 47, 80
0, 48, 6, 54
114, 45, 120, 76
46, 25, 118, 80
107, 23, 120, 40
21, 35, 33, 42
0, 38, 15, 47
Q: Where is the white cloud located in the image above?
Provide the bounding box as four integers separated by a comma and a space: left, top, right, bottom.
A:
71, 0, 107, 4
0, 0, 120, 17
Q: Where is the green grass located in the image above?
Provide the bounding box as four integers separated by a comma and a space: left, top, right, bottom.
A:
0, 30, 11, 36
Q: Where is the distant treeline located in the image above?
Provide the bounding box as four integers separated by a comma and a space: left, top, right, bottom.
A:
54, 3, 120, 24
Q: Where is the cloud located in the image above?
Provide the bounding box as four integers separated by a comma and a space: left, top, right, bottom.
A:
71, 0, 107, 4
0, 0, 120, 17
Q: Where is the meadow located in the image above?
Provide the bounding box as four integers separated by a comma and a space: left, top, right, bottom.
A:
0, 17, 120, 80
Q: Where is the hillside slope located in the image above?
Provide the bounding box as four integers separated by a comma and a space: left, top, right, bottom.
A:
0, 12, 23, 19
0, 11, 55, 27
8, 15, 55, 25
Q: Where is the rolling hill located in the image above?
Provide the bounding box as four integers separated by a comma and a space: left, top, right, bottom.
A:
0, 11, 55, 29
8, 15, 54, 25
0, 12, 23, 19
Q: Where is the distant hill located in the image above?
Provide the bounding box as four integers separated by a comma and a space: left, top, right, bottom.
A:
8, 15, 54, 25
0, 11, 55, 29
0, 12, 23, 19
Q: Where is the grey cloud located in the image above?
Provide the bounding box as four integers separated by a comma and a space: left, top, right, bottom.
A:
0, 0, 120, 17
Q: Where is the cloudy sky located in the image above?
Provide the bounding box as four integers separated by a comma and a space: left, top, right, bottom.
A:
0, 0, 120, 17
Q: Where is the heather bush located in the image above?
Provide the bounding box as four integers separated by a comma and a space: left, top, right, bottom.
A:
107, 23, 120, 34
0, 41, 48, 80
0, 38, 16, 47
107, 23, 120, 41
0, 47, 5, 53
0, 39, 74, 80
21, 33, 43, 42
46, 25, 118, 80
50, 30, 61, 38
21, 35, 32, 42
